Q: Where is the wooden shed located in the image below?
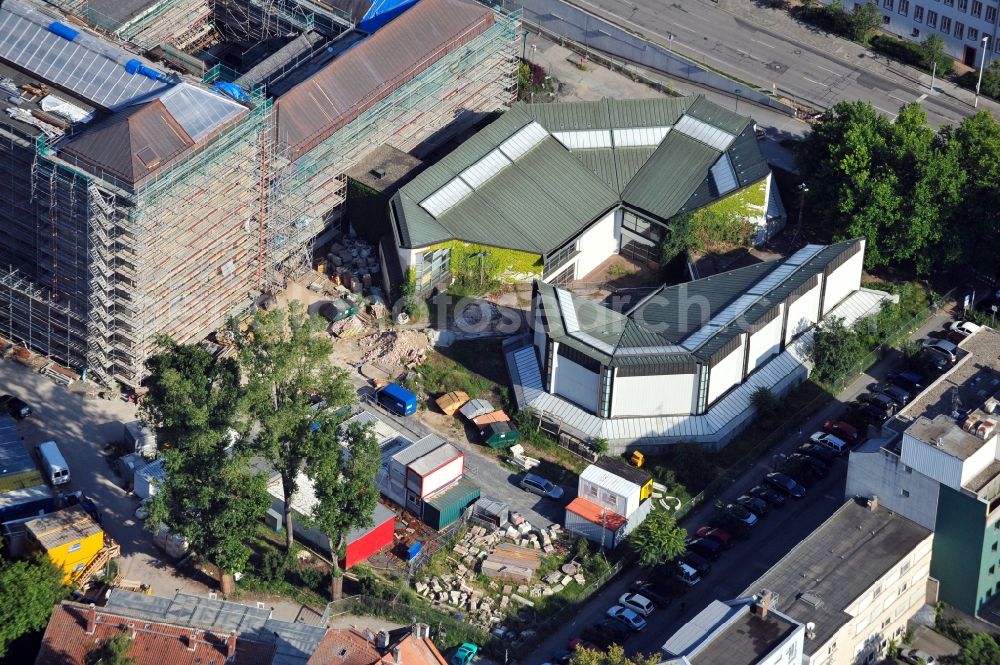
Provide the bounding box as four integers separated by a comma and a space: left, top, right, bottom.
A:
435, 391, 470, 416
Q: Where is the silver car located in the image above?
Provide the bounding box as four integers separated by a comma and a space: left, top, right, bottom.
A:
519, 473, 564, 499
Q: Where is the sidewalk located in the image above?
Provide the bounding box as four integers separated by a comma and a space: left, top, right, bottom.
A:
715, 0, 1000, 116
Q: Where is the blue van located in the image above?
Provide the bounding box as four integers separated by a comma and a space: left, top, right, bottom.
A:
377, 384, 417, 416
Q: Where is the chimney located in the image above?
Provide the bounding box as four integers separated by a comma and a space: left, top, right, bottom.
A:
227, 630, 238, 660
414, 623, 430, 639
393, 646, 402, 665
867, 495, 879, 512
186, 632, 198, 652
753, 589, 774, 618
85, 603, 97, 636
376, 631, 390, 649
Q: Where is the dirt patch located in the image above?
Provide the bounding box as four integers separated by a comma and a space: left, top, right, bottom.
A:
360, 330, 430, 367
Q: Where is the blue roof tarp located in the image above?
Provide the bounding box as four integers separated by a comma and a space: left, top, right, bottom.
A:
358, 0, 420, 32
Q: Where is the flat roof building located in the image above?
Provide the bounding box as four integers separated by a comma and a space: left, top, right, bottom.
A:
846, 326, 1000, 618
740, 498, 933, 665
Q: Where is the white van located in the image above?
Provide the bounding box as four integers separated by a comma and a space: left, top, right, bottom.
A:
675, 561, 701, 587
36, 441, 70, 486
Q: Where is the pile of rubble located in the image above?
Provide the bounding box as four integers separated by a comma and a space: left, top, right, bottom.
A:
321, 236, 380, 294
360, 330, 429, 366
414, 523, 580, 628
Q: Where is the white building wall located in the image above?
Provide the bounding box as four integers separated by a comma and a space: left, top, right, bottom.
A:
553, 356, 600, 413
707, 338, 746, 404
784, 281, 822, 345
578, 477, 641, 517
746, 309, 784, 373
420, 455, 464, 498
822, 248, 864, 315
846, 446, 940, 530
751, 624, 804, 665
961, 433, 999, 486
574, 209, 618, 279
900, 433, 965, 490
533, 303, 547, 357
611, 373, 697, 417
397, 246, 419, 271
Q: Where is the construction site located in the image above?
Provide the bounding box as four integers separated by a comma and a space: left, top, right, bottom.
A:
0, 0, 520, 388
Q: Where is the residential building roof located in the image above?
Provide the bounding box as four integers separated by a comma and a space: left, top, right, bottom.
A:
739, 499, 932, 654
536, 239, 862, 367
274, 0, 495, 160
593, 456, 652, 487
25, 506, 101, 550
0, 414, 35, 478
566, 496, 627, 531
345, 145, 426, 195
390, 96, 769, 255
580, 463, 641, 497
407, 442, 462, 477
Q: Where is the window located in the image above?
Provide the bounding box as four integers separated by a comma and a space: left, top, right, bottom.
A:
944, 0, 954, 6
956, 21, 965, 38
543, 241, 578, 279
940, 15, 951, 31
973, 0, 983, 16
68, 542, 81, 553
992, 541, 998, 552
915, 5, 924, 20
900, 0, 910, 14
970, 26, 979, 39
986, 3, 995, 20
902, 489, 910, 498
959, 0, 968, 10
991, 565, 996, 576
883, 13, 891, 22
927, 10, 937, 27
414, 246, 451, 289
904, 465, 913, 473
913, 26, 921, 35
885, 0, 895, 8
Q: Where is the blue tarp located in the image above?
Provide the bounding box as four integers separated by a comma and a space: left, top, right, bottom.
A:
358, 0, 420, 32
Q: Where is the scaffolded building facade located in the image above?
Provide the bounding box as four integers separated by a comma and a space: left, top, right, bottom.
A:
1, 0, 517, 387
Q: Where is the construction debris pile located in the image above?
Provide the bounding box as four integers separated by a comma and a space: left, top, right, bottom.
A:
360, 330, 429, 367
318, 236, 381, 294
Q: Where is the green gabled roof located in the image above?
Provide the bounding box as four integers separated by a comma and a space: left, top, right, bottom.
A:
571, 147, 658, 194
521, 97, 694, 132
685, 96, 751, 135
621, 131, 723, 221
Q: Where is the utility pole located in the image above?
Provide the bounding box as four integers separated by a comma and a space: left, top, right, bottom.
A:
929, 60, 937, 92
976, 35, 990, 107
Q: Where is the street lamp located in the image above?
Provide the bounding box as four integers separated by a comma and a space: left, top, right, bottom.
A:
797, 182, 809, 230
734, 87, 742, 113
976, 35, 990, 108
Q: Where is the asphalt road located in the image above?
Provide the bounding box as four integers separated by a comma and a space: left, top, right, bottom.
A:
523, 303, 957, 663
547, 0, 992, 127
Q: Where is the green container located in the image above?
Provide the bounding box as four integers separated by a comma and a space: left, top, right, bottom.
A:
481, 421, 519, 448
423, 478, 481, 530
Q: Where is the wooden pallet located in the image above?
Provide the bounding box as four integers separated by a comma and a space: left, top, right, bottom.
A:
73, 538, 120, 590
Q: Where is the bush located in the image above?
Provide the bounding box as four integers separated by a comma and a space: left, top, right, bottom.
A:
260, 549, 289, 583
870, 35, 953, 75
958, 59, 1000, 100
298, 565, 325, 591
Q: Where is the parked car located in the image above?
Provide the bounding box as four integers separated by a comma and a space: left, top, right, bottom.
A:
858, 392, 897, 415
822, 419, 861, 445
853, 402, 892, 426
687, 537, 723, 561
764, 472, 806, 498
918, 348, 951, 374
583, 619, 630, 647
0, 394, 31, 419
451, 644, 478, 665
627, 580, 672, 607
519, 473, 564, 500
735, 495, 769, 517
695, 525, 734, 548
797, 442, 837, 464
680, 551, 712, 576
900, 648, 936, 665
809, 430, 849, 455
551, 649, 573, 665
723, 502, 759, 526
946, 320, 982, 339
922, 338, 958, 363
748, 485, 787, 507
606, 605, 647, 632
873, 382, 912, 407
673, 561, 701, 587
785, 453, 828, 479
888, 369, 925, 394
617, 593, 656, 617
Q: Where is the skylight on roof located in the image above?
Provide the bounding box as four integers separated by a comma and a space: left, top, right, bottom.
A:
673, 115, 735, 151
612, 127, 670, 147
551, 130, 612, 150
459, 148, 512, 188
499, 121, 548, 160
420, 177, 473, 217
709, 154, 738, 196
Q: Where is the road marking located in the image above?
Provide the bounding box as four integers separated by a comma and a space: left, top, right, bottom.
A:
873, 104, 898, 119
917, 93, 928, 102
816, 64, 839, 75
752, 38, 776, 49
803, 76, 824, 85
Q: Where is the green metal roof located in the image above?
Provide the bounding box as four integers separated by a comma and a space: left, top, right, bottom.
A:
392, 95, 767, 254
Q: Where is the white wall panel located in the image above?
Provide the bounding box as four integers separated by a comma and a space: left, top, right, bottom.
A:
574, 210, 617, 279
784, 281, 821, 345
900, 433, 964, 490
822, 248, 864, 315
611, 373, 696, 417
746, 307, 783, 373
553, 356, 600, 413
421, 456, 464, 497
707, 338, 745, 404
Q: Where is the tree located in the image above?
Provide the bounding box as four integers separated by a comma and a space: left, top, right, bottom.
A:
957, 632, 1000, 665
85, 632, 134, 665
919, 34, 946, 70
146, 429, 272, 594
306, 420, 381, 599
628, 509, 687, 569
849, 1, 881, 41
240, 302, 354, 551
751, 387, 780, 425
570, 644, 659, 665
808, 316, 865, 386
0, 556, 67, 656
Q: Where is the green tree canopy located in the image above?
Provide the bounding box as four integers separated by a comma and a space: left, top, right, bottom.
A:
629, 509, 687, 569
0, 556, 67, 656
808, 316, 866, 385
240, 301, 354, 551
306, 420, 381, 598
957, 632, 1000, 665
570, 644, 659, 665
849, 1, 881, 41
85, 631, 134, 665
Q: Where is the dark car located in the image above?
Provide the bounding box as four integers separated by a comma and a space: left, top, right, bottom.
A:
822, 419, 861, 445
797, 442, 838, 464
888, 369, 925, 394
786, 453, 828, 479
628, 580, 673, 607
872, 382, 911, 407
583, 620, 631, 647
687, 537, 723, 561
680, 551, 712, 576
748, 484, 787, 507
723, 502, 759, 527
858, 392, 897, 414
735, 495, 769, 517
853, 402, 891, 425
765, 472, 806, 498
0, 394, 31, 419
695, 525, 734, 548
918, 348, 951, 374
